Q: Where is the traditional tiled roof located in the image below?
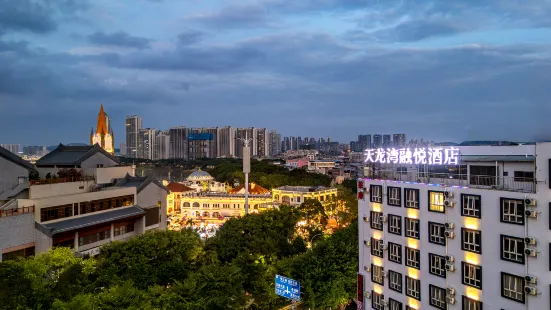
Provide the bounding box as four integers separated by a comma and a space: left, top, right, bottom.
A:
35, 144, 119, 167
166, 182, 195, 193
228, 183, 270, 195
115, 174, 169, 193
0, 145, 35, 171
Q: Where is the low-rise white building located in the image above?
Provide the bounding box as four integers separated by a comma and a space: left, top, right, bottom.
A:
0, 144, 168, 261
358, 143, 551, 310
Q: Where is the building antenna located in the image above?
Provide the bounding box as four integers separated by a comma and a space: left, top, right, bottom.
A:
237, 131, 253, 215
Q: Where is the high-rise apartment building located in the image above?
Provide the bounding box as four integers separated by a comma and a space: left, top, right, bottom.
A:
169, 127, 188, 159
269, 130, 281, 156
358, 143, 551, 310
235, 128, 258, 157
358, 134, 372, 151
188, 128, 216, 160
0, 144, 21, 155
393, 134, 406, 148
373, 135, 383, 148
155, 131, 170, 160
138, 128, 157, 160
119, 143, 127, 156
382, 134, 392, 148
125, 115, 142, 158
217, 126, 236, 158
255, 128, 269, 158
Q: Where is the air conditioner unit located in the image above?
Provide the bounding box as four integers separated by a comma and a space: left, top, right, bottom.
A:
382, 216, 388, 223
445, 222, 454, 229
364, 266, 371, 272
445, 255, 455, 262
444, 200, 455, 207
524, 198, 537, 206
446, 296, 456, 304
524, 286, 538, 296
525, 275, 537, 284
445, 263, 456, 272
382, 300, 389, 307
364, 240, 371, 247
379, 244, 387, 251
525, 237, 537, 245
364, 292, 371, 299
525, 248, 538, 257
446, 287, 455, 296
444, 190, 453, 198
525, 210, 537, 218
382, 271, 388, 278
444, 231, 455, 239
363, 216, 370, 223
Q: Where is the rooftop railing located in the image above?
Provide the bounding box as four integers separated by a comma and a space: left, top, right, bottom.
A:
30, 176, 95, 186
367, 170, 536, 193
0, 206, 35, 218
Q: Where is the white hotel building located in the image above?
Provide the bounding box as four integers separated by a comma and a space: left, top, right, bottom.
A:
358, 142, 551, 310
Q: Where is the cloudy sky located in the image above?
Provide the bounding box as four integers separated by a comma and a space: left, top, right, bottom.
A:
1, 0, 550, 145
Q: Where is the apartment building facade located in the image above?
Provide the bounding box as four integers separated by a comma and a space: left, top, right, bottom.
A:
0, 144, 167, 261
358, 143, 551, 310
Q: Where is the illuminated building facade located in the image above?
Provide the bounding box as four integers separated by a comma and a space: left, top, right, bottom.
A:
357, 143, 551, 310
272, 186, 338, 206
90, 104, 114, 154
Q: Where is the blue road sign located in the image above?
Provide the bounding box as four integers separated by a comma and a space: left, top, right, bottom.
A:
275, 274, 300, 300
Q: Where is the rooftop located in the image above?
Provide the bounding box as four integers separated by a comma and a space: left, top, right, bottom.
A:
114, 174, 169, 193
35, 144, 119, 167
186, 168, 213, 181
276, 186, 334, 193
0, 145, 36, 171
166, 182, 195, 193
228, 183, 270, 195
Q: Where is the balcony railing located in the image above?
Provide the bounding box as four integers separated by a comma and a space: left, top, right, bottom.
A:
0, 206, 35, 218
30, 176, 95, 186
367, 170, 536, 193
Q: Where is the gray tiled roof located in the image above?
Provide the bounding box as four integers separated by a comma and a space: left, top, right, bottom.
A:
0, 145, 35, 171
35, 206, 145, 236
36, 144, 119, 167
115, 174, 169, 193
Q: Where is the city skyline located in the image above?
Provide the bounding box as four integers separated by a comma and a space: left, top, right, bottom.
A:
1, 0, 550, 145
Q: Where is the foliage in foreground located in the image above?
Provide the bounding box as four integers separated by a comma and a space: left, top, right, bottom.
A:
0, 208, 358, 310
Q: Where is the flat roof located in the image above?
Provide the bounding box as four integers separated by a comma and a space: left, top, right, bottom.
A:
276, 186, 334, 192
461, 155, 535, 162
36, 206, 145, 236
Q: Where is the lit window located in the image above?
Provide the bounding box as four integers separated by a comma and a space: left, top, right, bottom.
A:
371, 291, 385, 310
429, 253, 446, 278
371, 238, 384, 258
429, 191, 445, 213
389, 298, 403, 310
462, 296, 483, 310
370, 211, 384, 231
371, 264, 384, 285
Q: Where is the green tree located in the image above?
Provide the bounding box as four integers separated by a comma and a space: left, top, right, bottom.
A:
95, 229, 204, 289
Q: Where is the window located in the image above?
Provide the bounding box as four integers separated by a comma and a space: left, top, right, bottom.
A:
462, 296, 483, 310
389, 299, 402, 310
405, 217, 420, 239
500, 235, 525, 264
40, 204, 72, 222
462, 262, 482, 289
429, 253, 446, 278
461, 194, 481, 218
388, 270, 402, 293
79, 228, 111, 246
114, 222, 135, 236
2, 246, 35, 261
461, 228, 482, 254
370, 185, 382, 203
514, 171, 534, 182
500, 198, 525, 225
371, 264, 384, 285
469, 165, 497, 186
370, 211, 384, 230
405, 247, 420, 269
429, 285, 447, 310
428, 222, 446, 246
404, 188, 419, 209
405, 276, 421, 300
501, 272, 525, 304
371, 238, 384, 258
388, 242, 402, 264
388, 214, 402, 235
371, 291, 385, 310
387, 186, 401, 206
429, 191, 445, 213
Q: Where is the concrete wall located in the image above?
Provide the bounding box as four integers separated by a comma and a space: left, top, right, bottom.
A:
0, 213, 35, 261
35, 227, 52, 254
0, 156, 29, 193
29, 180, 96, 199
95, 166, 134, 184
80, 152, 118, 169
138, 182, 167, 230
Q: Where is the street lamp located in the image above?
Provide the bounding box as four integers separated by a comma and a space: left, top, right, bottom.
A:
237, 132, 252, 215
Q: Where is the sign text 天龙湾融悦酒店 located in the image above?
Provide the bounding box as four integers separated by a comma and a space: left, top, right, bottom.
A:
364, 147, 460, 165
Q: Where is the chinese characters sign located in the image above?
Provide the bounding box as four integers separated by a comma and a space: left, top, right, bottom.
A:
275, 274, 300, 300
364, 147, 460, 165
357, 273, 364, 310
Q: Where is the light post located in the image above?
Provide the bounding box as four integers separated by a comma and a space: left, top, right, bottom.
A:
237, 132, 252, 215
310, 233, 323, 246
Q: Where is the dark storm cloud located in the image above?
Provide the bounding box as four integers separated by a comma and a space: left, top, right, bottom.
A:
0, 0, 88, 33
88, 31, 151, 49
